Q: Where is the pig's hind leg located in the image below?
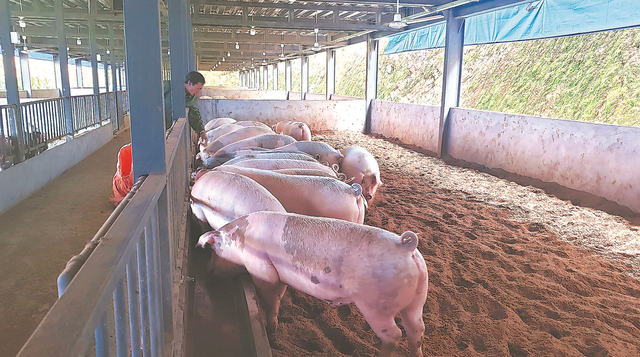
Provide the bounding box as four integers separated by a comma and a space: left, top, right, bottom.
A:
245, 256, 287, 334
399, 252, 429, 357
355, 303, 403, 357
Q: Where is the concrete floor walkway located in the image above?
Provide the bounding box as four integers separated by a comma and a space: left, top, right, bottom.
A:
0, 129, 131, 356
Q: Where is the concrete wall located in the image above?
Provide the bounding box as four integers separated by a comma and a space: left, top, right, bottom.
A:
200, 88, 287, 100
31, 89, 61, 98
0, 91, 29, 98
0, 124, 114, 215
330, 94, 362, 101
304, 93, 327, 100
198, 99, 366, 132
370, 100, 440, 155
444, 108, 640, 213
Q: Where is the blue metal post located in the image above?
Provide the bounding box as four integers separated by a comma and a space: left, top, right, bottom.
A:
169, 0, 187, 122
75, 59, 83, 88
113, 279, 129, 357
438, 9, 465, 158
109, 24, 118, 92
54, 0, 73, 139
285, 60, 292, 91
365, 35, 378, 134
124, 0, 167, 178
126, 256, 143, 357
104, 49, 110, 93
89, 0, 100, 94
185, 4, 196, 71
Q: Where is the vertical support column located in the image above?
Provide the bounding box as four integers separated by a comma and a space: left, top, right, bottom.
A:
89, 0, 99, 94
285, 60, 292, 92
256, 69, 261, 90
76, 59, 83, 88
169, 0, 187, 122
55, 0, 73, 138
273, 64, 279, 90
438, 10, 465, 158
301, 55, 309, 99
20, 51, 33, 97
326, 50, 336, 100
185, 5, 196, 71
124, 0, 167, 178
0, 0, 25, 161
365, 35, 378, 134
109, 25, 117, 92
0, 0, 20, 105
104, 49, 110, 92
263, 66, 268, 91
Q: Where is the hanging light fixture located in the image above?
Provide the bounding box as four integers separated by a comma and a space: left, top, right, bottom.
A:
312, 28, 321, 51
279, 43, 285, 58
76, 25, 82, 45
222, 57, 225, 61
250, 26, 256, 36
235, 42, 240, 50
18, 16, 26, 28
106, 49, 111, 54
389, 0, 408, 29
227, 51, 231, 57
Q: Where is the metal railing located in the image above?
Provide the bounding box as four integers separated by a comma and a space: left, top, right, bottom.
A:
0, 90, 129, 168
17, 117, 191, 357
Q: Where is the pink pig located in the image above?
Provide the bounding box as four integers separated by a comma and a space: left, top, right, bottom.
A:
273, 121, 312, 141
339, 146, 382, 205
197, 211, 428, 357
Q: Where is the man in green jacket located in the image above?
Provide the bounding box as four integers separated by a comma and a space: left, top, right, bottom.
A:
164, 71, 206, 141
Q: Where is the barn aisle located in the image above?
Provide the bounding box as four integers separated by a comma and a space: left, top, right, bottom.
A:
0, 129, 131, 357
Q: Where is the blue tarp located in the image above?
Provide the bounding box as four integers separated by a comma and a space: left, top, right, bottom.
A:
384, 0, 640, 54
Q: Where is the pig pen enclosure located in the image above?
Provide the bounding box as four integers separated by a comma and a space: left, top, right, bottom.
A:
190, 128, 640, 357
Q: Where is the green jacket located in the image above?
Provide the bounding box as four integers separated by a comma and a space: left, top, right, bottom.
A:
163, 81, 205, 134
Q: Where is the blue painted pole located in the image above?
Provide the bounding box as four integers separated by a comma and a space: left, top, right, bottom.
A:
54, 0, 74, 138
365, 35, 378, 134
438, 9, 465, 158
169, 0, 187, 122
124, 0, 167, 178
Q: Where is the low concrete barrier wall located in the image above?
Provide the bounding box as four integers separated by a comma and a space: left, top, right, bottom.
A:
31, 89, 61, 98
200, 88, 287, 100
446, 108, 640, 214
330, 94, 362, 100
198, 99, 366, 132
370, 100, 440, 155
0, 125, 114, 215
304, 93, 326, 100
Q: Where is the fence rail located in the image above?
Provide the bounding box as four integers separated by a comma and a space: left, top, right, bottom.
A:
0, 91, 129, 170
17, 117, 190, 357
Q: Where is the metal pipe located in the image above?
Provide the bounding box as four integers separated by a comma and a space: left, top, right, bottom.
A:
57, 175, 146, 297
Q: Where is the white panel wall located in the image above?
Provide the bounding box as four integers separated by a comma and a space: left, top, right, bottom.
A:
446, 108, 640, 213
198, 99, 366, 132
370, 100, 441, 155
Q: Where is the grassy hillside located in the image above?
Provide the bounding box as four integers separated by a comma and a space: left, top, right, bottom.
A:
376, 27, 640, 127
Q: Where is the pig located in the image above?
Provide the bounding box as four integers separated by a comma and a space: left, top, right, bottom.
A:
223, 151, 316, 166
235, 120, 272, 131
213, 165, 366, 224
203, 126, 273, 155
198, 149, 316, 169
228, 158, 338, 177
274, 141, 343, 168
272, 168, 337, 178
273, 121, 312, 141
339, 146, 382, 205
214, 133, 296, 155
190, 170, 285, 231
204, 117, 237, 131
197, 211, 428, 357
200, 123, 243, 151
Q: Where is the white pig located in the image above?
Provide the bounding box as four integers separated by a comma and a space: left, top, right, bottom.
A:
229, 158, 337, 177
203, 126, 273, 155
274, 141, 343, 167
213, 165, 366, 224
200, 123, 243, 151
204, 117, 237, 131
273, 121, 312, 141
340, 146, 382, 205
214, 133, 296, 155
197, 211, 428, 357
